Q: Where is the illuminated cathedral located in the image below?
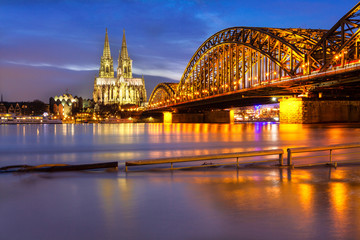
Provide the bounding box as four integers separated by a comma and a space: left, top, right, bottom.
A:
93, 29, 147, 106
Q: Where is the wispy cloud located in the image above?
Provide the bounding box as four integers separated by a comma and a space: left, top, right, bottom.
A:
133, 67, 181, 81
5, 60, 98, 71
195, 12, 225, 31
5, 60, 182, 81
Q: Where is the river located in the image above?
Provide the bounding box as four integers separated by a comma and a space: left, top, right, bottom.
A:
1, 123, 360, 239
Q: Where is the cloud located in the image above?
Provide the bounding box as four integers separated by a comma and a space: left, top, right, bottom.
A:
133, 67, 181, 81
4, 60, 98, 72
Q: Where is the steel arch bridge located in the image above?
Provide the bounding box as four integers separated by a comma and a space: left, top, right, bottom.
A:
149, 2, 360, 108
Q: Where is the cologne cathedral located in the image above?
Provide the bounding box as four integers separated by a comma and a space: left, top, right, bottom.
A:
93, 29, 147, 106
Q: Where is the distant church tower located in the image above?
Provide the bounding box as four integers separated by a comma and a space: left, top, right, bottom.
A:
99, 29, 114, 78
118, 30, 133, 78
93, 29, 147, 106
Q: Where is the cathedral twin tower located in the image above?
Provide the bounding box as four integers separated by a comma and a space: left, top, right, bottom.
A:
93, 29, 147, 106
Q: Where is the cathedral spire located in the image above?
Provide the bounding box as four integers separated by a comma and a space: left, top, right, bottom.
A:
102, 28, 112, 59
118, 29, 133, 78
121, 29, 129, 60
99, 28, 114, 78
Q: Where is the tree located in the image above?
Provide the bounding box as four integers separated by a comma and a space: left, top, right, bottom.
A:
29, 100, 47, 116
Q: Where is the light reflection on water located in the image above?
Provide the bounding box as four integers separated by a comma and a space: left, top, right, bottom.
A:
1, 123, 360, 167
1, 123, 360, 239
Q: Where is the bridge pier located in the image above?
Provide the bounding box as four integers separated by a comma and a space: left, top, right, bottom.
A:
279, 97, 360, 123
163, 110, 234, 124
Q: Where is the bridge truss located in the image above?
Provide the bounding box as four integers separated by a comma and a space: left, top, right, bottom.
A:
149, 2, 360, 108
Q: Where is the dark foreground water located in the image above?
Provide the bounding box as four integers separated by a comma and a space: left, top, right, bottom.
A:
1, 123, 360, 240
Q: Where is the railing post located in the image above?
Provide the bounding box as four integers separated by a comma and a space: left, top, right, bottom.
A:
125, 164, 128, 172
279, 153, 283, 166
287, 148, 292, 166
236, 157, 239, 169
329, 149, 332, 163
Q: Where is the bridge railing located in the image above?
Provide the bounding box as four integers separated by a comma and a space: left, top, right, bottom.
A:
287, 143, 360, 167
125, 143, 360, 171
125, 149, 284, 172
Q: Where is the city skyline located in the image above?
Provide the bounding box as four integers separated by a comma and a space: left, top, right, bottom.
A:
0, 0, 357, 102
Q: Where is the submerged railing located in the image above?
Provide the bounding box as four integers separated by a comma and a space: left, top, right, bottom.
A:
125, 149, 284, 172
125, 143, 360, 172
287, 143, 360, 167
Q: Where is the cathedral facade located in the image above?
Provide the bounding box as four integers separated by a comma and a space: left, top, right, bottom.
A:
93, 29, 147, 106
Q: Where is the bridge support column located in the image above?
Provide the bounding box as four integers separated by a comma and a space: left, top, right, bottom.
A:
280, 97, 360, 123
163, 112, 173, 124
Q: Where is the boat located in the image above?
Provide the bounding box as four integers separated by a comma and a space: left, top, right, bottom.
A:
0, 113, 62, 124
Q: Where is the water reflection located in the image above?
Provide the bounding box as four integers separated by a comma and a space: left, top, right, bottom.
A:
1, 123, 360, 167
0, 161, 360, 239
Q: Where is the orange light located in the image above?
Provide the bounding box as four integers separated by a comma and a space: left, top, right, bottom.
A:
163, 112, 172, 124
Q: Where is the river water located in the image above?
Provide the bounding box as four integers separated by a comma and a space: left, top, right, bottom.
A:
1, 123, 360, 240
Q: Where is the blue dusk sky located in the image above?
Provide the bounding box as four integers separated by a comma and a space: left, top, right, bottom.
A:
0, 0, 358, 102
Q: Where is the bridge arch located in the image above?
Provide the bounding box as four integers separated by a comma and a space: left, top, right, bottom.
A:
309, 2, 360, 72
176, 27, 322, 102
148, 82, 178, 107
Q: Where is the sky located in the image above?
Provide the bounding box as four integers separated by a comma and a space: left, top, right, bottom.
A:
0, 0, 358, 102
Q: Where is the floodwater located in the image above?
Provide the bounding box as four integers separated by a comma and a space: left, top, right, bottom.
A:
1, 123, 360, 240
